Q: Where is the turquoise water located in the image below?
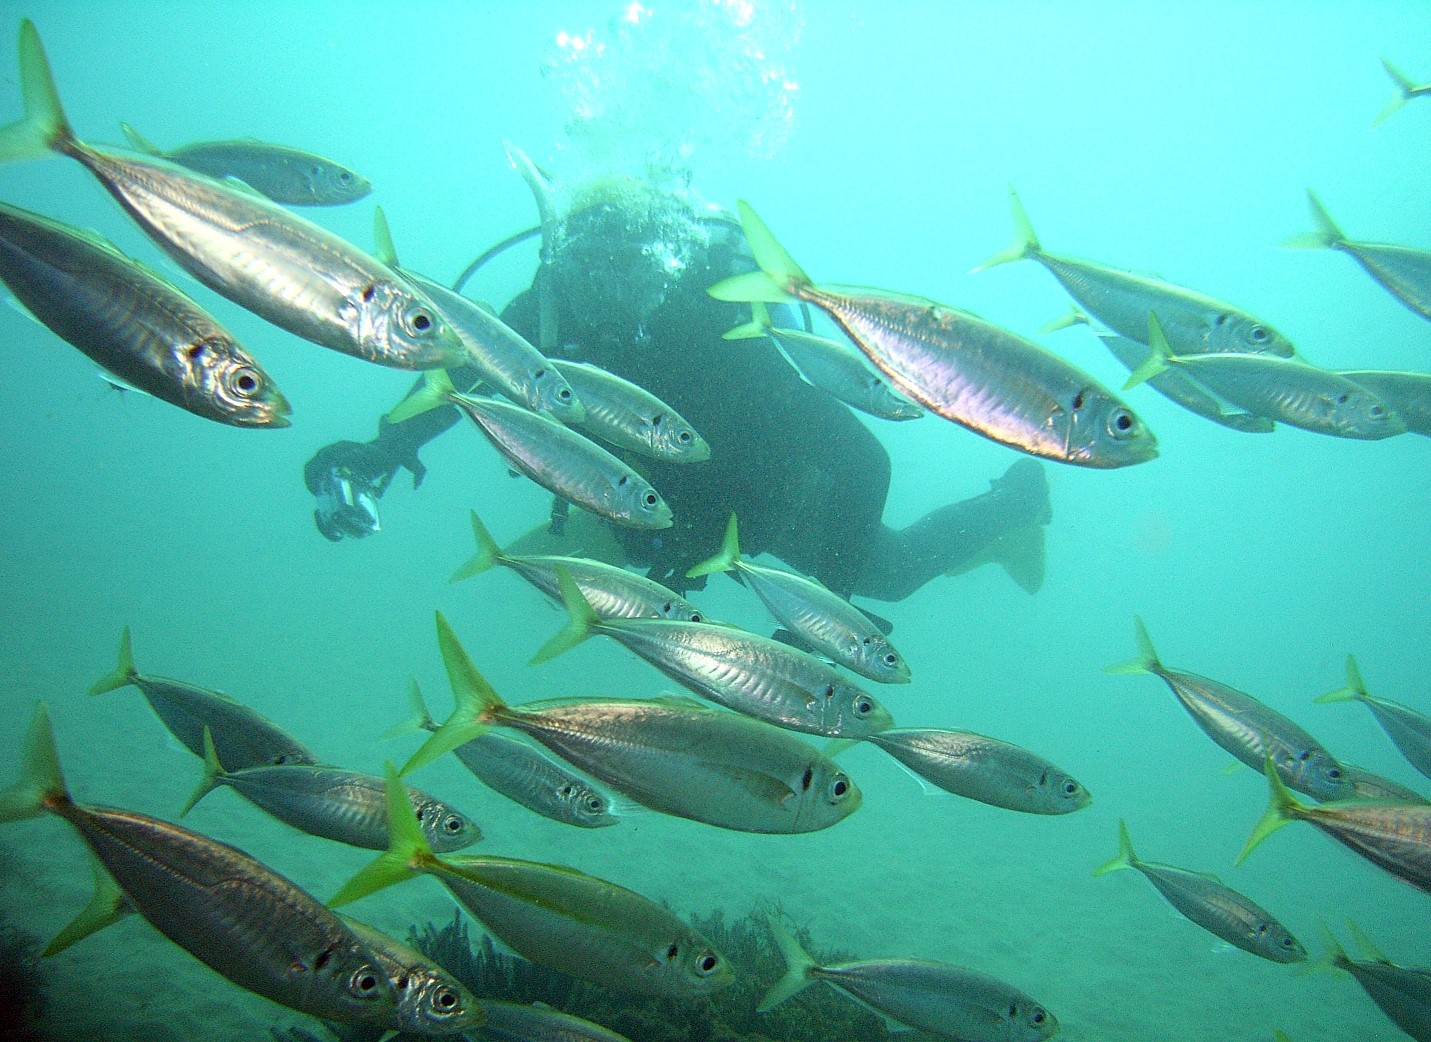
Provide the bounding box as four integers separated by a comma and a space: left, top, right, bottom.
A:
1, 1, 1428, 1040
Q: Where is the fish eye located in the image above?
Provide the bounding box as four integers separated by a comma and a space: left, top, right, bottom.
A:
586, 796, 604, 812
1250, 325, 1269, 342
678, 430, 692, 443
695, 952, 721, 976
882, 652, 898, 666
1062, 781, 1078, 794
1369, 404, 1386, 417
434, 987, 458, 1009
443, 815, 464, 833
830, 775, 851, 800
1326, 766, 1342, 780
558, 386, 573, 400
338, 171, 353, 183
1280, 935, 1295, 947
1106, 408, 1136, 438
690, 611, 704, 623
853, 697, 873, 716
229, 366, 262, 397
643, 491, 659, 507
402, 302, 435, 335
352, 971, 380, 994
1031, 1008, 1046, 1025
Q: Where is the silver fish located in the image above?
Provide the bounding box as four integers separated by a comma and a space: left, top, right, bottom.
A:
1323, 923, 1431, 1042
340, 917, 486, 1037
183, 729, 480, 852
688, 514, 909, 683
553, 359, 711, 461
851, 728, 1090, 815
89, 626, 317, 770
390, 371, 672, 530
1127, 313, 1404, 440
710, 202, 1157, 468
0, 200, 288, 427
1318, 655, 1431, 781
1342, 763, 1430, 804
1107, 617, 1353, 800
977, 186, 1296, 356
0, 705, 397, 1024
725, 302, 923, 421
1286, 191, 1431, 323
407, 622, 860, 834
476, 1000, 636, 1042
0, 21, 465, 371
1041, 306, 1273, 433
533, 574, 894, 738
331, 767, 734, 999
1240, 761, 1431, 896
120, 122, 372, 207
760, 915, 1057, 1042
453, 510, 704, 622
1094, 820, 1305, 963
1339, 370, 1431, 438
372, 207, 584, 422
391, 677, 618, 829
1375, 58, 1431, 126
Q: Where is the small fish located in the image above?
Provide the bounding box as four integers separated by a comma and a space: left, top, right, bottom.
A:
1319, 922, 1431, 1042
0, 705, 397, 1024
1042, 305, 1273, 433
533, 569, 894, 739
842, 728, 1089, 815
340, 917, 486, 1037
89, 626, 317, 770
976, 186, 1296, 357
1126, 313, 1404, 440
120, 122, 372, 206
1239, 759, 1431, 896
1336, 371, 1431, 438
0, 201, 288, 427
402, 617, 861, 835
183, 728, 480, 852
1375, 58, 1431, 127
1107, 617, 1352, 800
709, 202, 1156, 469
453, 510, 703, 622
373, 207, 583, 422
1285, 191, 1431, 323
390, 370, 673, 530
759, 915, 1057, 1042
1093, 820, 1305, 963
1317, 655, 1431, 781
388, 678, 619, 829
724, 302, 924, 421
551, 359, 711, 461
0, 22, 465, 371
1341, 763, 1430, 804
476, 1000, 636, 1042
330, 766, 734, 998
688, 514, 910, 684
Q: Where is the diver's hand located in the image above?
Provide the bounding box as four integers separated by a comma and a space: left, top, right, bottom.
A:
304, 440, 391, 542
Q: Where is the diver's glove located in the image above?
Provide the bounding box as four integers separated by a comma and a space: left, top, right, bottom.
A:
303, 440, 397, 542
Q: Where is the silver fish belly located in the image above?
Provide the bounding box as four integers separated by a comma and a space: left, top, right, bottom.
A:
766, 325, 923, 420
553, 359, 711, 461
1134, 862, 1303, 962
505, 554, 704, 621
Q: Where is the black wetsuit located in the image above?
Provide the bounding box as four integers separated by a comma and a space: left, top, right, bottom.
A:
307, 230, 1050, 598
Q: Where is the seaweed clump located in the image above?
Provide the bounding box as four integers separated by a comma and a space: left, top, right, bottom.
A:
0, 920, 48, 1042
270, 905, 895, 1042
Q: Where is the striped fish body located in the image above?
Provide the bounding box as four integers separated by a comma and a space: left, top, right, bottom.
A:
765, 325, 923, 421
430, 856, 730, 997
450, 393, 672, 530
0, 200, 286, 426
802, 284, 1156, 467
1340, 371, 1431, 438
500, 553, 703, 621
1130, 860, 1304, 962
500, 697, 860, 833
816, 959, 1055, 1042
408, 273, 582, 422
54, 799, 393, 1021
733, 559, 908, 683
1334, 239, 1431, 322
1301, 798, 1431, 895
867, 729, 1089, 815
215, 765, 479, 851
128, 673, 316, 769
595, 617, 892, 737
61, 140, 462, 370
1037, 251, 1295, 356
1164, 353, 1404, 439
450, 731, 618, 828
1096, 331, 1273, 433
1149, 663, 1352, 800
553, 359, 710, 461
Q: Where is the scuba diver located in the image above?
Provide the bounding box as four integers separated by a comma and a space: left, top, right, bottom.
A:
305, 175, 1052, 602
